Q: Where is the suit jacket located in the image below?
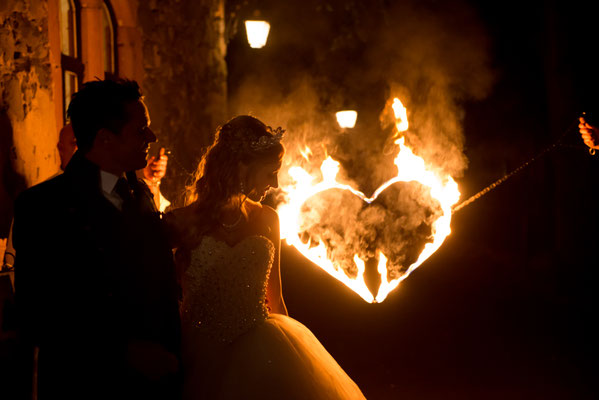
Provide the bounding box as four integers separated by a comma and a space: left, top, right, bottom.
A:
13, 152, 181, 399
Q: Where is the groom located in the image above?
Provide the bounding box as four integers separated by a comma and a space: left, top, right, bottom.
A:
13, 79, 181, 399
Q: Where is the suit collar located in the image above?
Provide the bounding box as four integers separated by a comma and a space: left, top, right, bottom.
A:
100, 170, 124, 194
64, 151, 155, 214
65, 151, 128, 190
63, 151, 102, 190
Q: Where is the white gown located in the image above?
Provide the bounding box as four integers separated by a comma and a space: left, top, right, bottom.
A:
180, 235, 366, 399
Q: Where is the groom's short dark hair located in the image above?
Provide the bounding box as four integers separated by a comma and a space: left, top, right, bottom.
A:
67, 79, 143, 153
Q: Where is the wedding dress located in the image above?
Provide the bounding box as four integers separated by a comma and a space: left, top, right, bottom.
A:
180, 235, 366, 399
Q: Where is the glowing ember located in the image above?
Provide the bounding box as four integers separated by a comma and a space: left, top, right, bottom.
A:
278, 98, 460, 303
335, 110, 358, 129
245, 20, 271, 48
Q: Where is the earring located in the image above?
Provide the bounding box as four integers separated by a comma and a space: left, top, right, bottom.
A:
240, 181, 246, 195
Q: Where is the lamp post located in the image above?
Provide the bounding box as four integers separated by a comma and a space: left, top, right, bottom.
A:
335, 110, 358, 129
245, 20, 271, 48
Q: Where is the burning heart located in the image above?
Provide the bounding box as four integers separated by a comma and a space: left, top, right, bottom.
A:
277, 98, 461, 303
298, 182, 442, 284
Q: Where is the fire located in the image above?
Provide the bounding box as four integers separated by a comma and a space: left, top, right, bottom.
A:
278, 98, 460, 303
299, 146, 313, 161
391, 98, 408, 133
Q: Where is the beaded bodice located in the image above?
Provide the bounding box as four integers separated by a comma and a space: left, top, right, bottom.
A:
181, 235, 275, 343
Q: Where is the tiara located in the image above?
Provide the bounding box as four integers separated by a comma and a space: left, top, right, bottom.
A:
249, 126, 285, 151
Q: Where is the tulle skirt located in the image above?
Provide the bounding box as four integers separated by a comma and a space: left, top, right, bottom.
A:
182, 314, 366, 399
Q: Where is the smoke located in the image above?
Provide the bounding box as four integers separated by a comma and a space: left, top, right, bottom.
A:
299, 182, 442, 280
228, 0, 494, 282
230, 0, 494, 183
229, 77, 345, 183
372, 0, 495, 178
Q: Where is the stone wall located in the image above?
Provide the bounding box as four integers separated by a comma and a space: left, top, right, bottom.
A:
138, 0, 227, 205
0, 0, 59, 238
0, 0, 228, 246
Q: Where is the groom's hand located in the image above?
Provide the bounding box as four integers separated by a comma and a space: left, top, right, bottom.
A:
144, 147, 168, 182
127, 340, 179, 381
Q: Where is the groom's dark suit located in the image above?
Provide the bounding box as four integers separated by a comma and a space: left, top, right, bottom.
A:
13, 151, 181, 399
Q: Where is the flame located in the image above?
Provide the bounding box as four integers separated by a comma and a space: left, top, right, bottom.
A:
278, 98, 460, 303
299, 146, 313, 162
392, 98, 408, 133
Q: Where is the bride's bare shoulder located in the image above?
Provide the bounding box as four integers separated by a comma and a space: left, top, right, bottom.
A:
247, 202, 279, 236
260, 204, 279, 224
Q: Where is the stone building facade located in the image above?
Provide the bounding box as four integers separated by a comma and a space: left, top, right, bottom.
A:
0, 0, 227, 247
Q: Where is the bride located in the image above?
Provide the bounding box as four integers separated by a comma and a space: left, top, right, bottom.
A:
167, 115, 366, 399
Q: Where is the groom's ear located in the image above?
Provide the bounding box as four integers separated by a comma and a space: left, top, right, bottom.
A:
94, 128, 115, 146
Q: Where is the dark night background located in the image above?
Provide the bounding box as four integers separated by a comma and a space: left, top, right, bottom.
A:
1, 0, 597, 398
226, 0, 599, 398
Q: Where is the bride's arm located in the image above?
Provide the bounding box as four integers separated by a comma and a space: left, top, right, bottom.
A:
264, 207, 288, 316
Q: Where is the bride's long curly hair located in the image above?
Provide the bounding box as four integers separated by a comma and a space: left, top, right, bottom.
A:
181, 115, 284, 246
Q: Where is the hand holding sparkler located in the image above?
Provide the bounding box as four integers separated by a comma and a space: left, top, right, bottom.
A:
579, 115, 599, 155
142, 147, 171, 211
144, 147, 169, 183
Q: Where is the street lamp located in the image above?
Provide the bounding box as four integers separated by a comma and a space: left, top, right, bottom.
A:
336, 110, 358, 129
245, 20, 270, 48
